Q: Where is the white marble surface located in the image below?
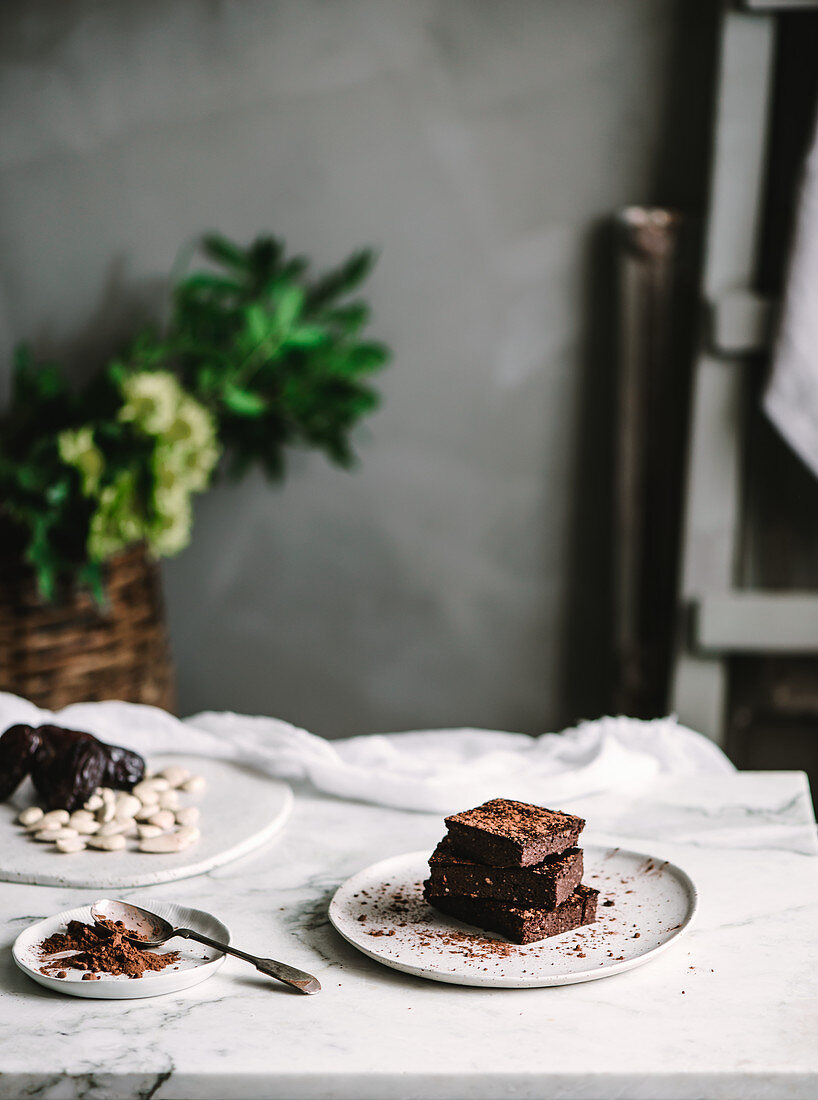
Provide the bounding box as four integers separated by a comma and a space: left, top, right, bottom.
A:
0, 770, 816, 1099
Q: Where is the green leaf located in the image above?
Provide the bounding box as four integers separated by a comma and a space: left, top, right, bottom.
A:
25, 515, 59, 602
45, 478, 71, 506
274, 286, 304, 332
347, 341, 390, 373
244, 304, 271, 346
77, 560, 106, 607
16, 463, 47, 492
249, 237, 285, 279
307, 249, 377, 310
107, 358, 128, 385
13, 345, 66, 405
324, 302, 370, 334
202, 234, 249, 271
278, 256, 308, 283
177, 273, 242, 296
285, 325, 327, 349
222, 383, 269, 417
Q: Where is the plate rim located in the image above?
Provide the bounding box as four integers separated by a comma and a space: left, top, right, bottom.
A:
328, 844, 698, 988
12, 896, 230, 999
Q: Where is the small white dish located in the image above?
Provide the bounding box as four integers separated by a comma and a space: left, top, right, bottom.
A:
13, 896, 229, 999
329, 844, 697, 988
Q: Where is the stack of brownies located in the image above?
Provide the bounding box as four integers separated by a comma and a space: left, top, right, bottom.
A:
423, 797, 599, 944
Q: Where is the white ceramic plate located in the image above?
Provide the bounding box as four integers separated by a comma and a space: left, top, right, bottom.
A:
13, 896, 229, 999
329, 844, 697, 988
0, 754, 292, 888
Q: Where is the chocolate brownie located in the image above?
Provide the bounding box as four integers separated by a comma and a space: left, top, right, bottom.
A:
424, 881, 599, 945
428, 837, 583, 908
444, 798, 585, 866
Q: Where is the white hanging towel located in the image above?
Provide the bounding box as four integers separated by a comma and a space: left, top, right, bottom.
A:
764, 112, 818, 474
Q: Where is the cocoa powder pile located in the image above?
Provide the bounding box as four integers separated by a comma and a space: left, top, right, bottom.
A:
38, 918, 180, 980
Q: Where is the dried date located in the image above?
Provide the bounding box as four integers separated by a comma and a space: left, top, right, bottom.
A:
2, 722, 147, 809
0, 724, 42, 801
101, 744, 145, 790
31, 726, 110, 811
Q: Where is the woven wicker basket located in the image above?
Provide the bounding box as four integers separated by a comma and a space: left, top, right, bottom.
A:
0, 542, 175, 713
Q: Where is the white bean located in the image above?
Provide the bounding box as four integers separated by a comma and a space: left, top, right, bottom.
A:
158, 765, 190, 788
17, 807, 44, 827
132, 778, 168, 799
69, 812, 100, 835
96, 800, 116, 824
180, 775, 206, 794
137, 824, 164, 839
131, 781, 153, 800
56, 837, 87, 854
158, 790, 180, 811
115, 794, 141, 819
135, 803, 160, 822
175, 806, 200, 827
69, 810, 95, 827
138, 828, 197, 853
39, 810, 70, 830
83, 794, 104, 811
176, 825, 200, 845
146, 810, 175, 830
97, 819, 135, 837
87, 834, 126, 851
34, 827, 78, 842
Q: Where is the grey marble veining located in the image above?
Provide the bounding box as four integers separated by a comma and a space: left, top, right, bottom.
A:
0, 770, 816, 1099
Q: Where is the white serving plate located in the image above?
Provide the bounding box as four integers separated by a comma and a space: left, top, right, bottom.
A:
329, 844, 697, 988
13, 897, 229, 999
0, 754, 292, 888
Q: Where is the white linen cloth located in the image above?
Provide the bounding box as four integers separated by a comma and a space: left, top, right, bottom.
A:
764, 112, 818, 475
0, 691, 733, 814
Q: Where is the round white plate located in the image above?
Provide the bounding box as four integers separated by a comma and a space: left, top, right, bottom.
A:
329, 845, 697, 987
13, 896, 230, 999
1, 754, 292, 888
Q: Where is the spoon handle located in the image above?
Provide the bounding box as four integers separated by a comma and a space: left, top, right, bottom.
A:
176, 928, 321, 994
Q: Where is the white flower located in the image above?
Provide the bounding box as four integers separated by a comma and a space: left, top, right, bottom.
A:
178, 441, 220, 491
57, 426, 104, 496
118, 371, 183, 435
148, 492, 192, 556
154, 437, 220, 495
165, 397, 217, 450
153, 479, 188, 522
86, 472, 144, 561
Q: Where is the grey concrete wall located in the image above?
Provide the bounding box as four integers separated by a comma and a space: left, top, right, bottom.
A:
0, 1, 715, 736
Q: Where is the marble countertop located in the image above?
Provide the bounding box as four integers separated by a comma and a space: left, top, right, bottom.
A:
1, 770, 816, 1099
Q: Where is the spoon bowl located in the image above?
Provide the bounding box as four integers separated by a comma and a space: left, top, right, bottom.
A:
91, 898, 321, 994
91, 899, 174, 947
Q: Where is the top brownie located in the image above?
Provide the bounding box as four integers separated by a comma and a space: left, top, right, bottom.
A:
444, 798, 585, 866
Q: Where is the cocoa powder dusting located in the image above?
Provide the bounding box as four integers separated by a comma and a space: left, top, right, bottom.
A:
38, 918, 180, 979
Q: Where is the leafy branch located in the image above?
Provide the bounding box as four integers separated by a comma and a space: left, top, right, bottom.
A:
0, 232, 390, 600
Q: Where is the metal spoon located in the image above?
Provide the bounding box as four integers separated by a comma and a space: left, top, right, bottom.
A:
91, 898, 321, 995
